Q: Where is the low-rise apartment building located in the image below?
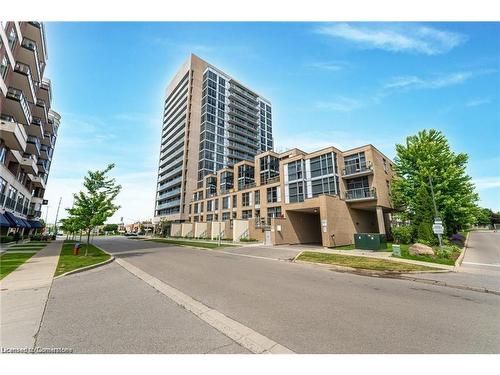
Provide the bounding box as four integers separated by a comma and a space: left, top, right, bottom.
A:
187, 144, 395, 247
0, 21, 60, 235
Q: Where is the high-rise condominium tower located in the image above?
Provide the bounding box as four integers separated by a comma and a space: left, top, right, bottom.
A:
155, 54, 273, 222
0, 22, 61, 233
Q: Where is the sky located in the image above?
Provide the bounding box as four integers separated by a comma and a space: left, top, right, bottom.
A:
41, 22, 500, 224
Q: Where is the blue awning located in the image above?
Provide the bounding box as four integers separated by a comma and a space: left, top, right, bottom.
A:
0, 213, 10, 228
28, 220, 44, 229
3, 212, 27, 228
21, 219, 32, 229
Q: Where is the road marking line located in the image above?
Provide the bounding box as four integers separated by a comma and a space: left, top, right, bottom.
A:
115, 258, 295, 354
462, 262, 500, 268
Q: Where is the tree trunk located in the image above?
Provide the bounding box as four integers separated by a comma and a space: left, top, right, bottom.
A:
86, 229, 91, 256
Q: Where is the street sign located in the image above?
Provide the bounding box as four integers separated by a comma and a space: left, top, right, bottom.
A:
432, 223, 444, 234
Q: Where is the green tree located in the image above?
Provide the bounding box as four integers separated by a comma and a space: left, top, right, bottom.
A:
67, 164, 122, 253
103, 223, 119, 233
413, 184, 436, 245
392, 129, 478, 235
474, 207, 493, 227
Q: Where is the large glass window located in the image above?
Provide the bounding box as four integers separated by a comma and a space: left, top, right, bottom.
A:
232, 195, 237, 208
310, 153, 334, 178
259, 155, 279, 184
242, 210, 252, 219
222, 212, 230, 221
254, 190, 260, 205
344, 152, 367, 174
288, 181, 304, 203
242, 192, 251, 207
267, 187, 278, 203
346, 176, 369, 190
238, 164, 255, 189
220, 171, 234, 192
267, 206, 282, 218
311, 176, 339, 197
222, 196, 230, 209
287, 160, 303, 181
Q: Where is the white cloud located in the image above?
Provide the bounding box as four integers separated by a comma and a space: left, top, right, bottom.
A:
474, 177, 500, 190
383, 71, 475, 91
306, 61, 348, 72
315, 23, 467, 55
466, 97, 492, 107
315, 96, 361, 112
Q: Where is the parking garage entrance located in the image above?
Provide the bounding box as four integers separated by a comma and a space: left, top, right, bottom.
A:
286, 208, 323, 245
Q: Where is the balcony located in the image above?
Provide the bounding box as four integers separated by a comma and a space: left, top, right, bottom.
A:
227, 140, 257, 155
0, 117, 28, 152
342, 161, 373, 178
34, 98, 49, 123
156, 199, 181, 210
19, 37, 41, 81
28, 116, 45, 138
41, 132, 55, 147
26, 135, 41, 156
29, 174, 46, 189
5, 87, 32, 125
13, 61, 37, 102
37, 79, 52, 104
37, 159, 49, 173
228, 100, 258, 119
228, 85, 258, 106
345, 187, 377, 202
25, 22, 47, 63
20, 154, 38, 175
158, 188, 182, 200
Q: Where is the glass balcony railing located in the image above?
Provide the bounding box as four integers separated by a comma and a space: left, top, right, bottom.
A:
7, 87, 32, 123
343, 161, 373, 176
345, 187, 377, 201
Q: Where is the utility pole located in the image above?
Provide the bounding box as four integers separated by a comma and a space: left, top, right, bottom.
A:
53, 197, 62, 236
428, 176, 443, 247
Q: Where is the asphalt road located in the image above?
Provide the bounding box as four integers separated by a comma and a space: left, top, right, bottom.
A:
57, 236, 500, 354
462, 231, 500, 271
36, 262, 249, 353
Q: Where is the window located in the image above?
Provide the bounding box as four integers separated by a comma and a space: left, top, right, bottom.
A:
344, 152, 367, 174
242, 210, 252, 219
214, 199, 219, 210
222, 212, 230, 221
346, 176, 369, 190
206, 214, 213, 221
220, 171, 233, 192
311, 176, 339, 197
242, 192, 251, 207
310, 153, 334, 178
0, 141, 7, 164
254, 190, 260, 205
383, 158, 388, 173
288, 181, 304, 203
267, 187, 278, 203
387, 180, 391, 195
207, 200, 213, 212
0, 55, 9, 79
267, 206, 282, 218
222, 196, 230, 209
259, 155, 279, 184
7, 26, 17, 50
238, 164, 255, 189
232, 195, 237, 208
287, 160, 303, 181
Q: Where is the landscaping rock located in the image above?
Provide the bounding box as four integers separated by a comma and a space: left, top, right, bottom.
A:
409, 243, 435, 256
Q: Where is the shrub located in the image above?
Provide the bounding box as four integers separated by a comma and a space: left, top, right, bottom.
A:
0, 235, 14, 243
391, 226, 413, 244
239, 237, 258, 242
449, 233, 466, 247
416, 221, 436, 246
435, 245, 461, 260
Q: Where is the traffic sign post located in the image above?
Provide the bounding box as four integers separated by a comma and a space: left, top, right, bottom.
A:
433, 218, 443, 247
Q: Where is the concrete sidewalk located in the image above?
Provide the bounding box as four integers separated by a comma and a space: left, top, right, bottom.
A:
0, 240, 63, 349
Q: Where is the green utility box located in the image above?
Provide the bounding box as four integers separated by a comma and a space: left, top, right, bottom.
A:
354, 233, 387, 251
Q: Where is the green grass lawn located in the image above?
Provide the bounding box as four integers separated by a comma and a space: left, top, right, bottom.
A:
0, 252, 38, 279
54, 241, 111, 277
146, 238, 235, 249
390, 243, 457, 266
297, 251, 439, 272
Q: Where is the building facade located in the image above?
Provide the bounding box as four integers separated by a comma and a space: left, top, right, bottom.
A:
187, 144, 395, 247
155, 54, 273, 222
0, 22, 60, 234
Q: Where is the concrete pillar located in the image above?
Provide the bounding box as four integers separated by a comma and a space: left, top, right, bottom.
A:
376, 206, 386, 234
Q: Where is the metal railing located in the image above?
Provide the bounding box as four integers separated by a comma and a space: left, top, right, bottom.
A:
342, 161, 373, 176
7, 87, 32, 123
345, 187, 377, 201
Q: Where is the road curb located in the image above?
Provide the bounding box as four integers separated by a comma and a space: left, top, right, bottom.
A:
391, 275, 500, 296
54, 256, 115, 279
453, 232, 470, 272
54, 243, 115, 279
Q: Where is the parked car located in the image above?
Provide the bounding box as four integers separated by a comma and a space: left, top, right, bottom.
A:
124, 232, 138, 237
